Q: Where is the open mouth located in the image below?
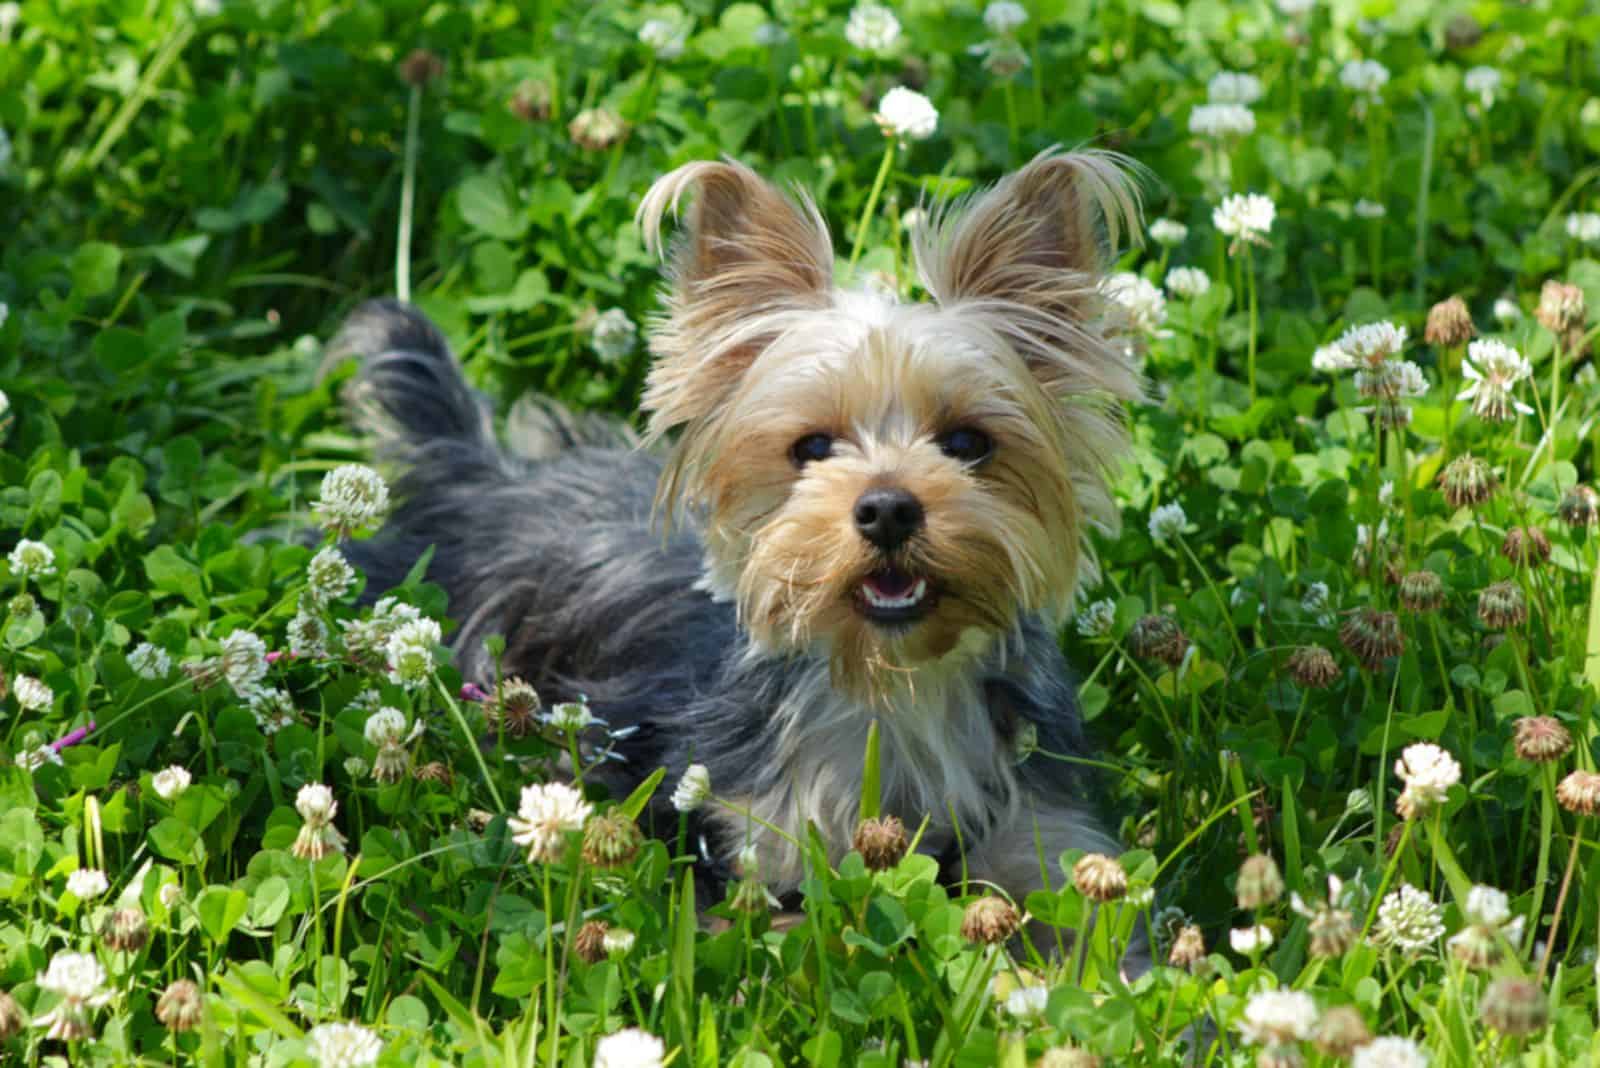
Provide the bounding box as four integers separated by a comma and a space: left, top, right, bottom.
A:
854, 566, 935, 624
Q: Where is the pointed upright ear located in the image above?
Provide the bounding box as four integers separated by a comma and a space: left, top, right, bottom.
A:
636, 160, 835, 437
913, 149, 1145, 394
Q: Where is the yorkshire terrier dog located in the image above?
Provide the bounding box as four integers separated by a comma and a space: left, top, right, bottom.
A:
334, 149, 1144, 932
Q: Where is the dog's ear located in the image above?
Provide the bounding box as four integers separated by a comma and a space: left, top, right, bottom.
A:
913, 149, 1144, 394
637, 159, 834, 435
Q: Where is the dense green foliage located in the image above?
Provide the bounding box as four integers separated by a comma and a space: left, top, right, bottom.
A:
4, 0, 1600, 1063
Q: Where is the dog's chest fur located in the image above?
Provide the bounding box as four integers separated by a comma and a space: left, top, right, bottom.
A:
705, 653, 1022, 893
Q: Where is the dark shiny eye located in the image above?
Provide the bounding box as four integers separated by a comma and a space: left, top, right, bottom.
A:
790, 433, 835, 467
938, 427, 993, 464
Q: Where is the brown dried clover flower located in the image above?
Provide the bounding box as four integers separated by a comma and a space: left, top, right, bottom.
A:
1514, 716, 1572, 763
1072, 853, 1128, 903
1438, 454, 1497, 510
1311, 1005, 1372, 1058
398, 48, 445, 88
961, 896, 1021, 945
574, 920, 609, 964
1536, 280, 1586, 337
1397, 570, 1445, 613
1477, 581, 1528, 630
1126, 614, 1189, 667
1501, 526, 1551, 568
568, 107, 628, 151
414, 761, 453, 787
1286, 646, 1340, 689
853, 815, 908, 872
1480, 976, 1549, 1037
1558, 485, 1600, 528
1167, 924, 1207, 970
155, 979, 203, 1032
1236, 854, 1285, 909
508, 80, 552, 122
1425, 295, 1475, 347
1338, 610, 1404, 670
100, 907, 149, 954
1556, 770, 1600, 816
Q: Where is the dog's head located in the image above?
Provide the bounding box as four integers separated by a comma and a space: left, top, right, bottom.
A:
637, 150, 1143, 697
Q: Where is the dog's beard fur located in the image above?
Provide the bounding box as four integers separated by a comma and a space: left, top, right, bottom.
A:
637, 149, 1143, 702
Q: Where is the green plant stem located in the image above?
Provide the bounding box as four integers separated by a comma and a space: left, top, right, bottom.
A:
435, 677, 505, 813
1244, 245, 1258, 404
397, 83, 423, 303
1538, 824, 1583, 981
1525, 764, 1557, 957
848, 140, 897, 274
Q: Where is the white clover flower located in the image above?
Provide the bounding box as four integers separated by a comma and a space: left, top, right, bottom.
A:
66, 868, 110, 899
193, 0, 221, 16
1566, 212, 1600, 243
671, 763, 712, 812
247, 686, 296, 734
1148, 501, 1188, 544
508, 781, 592, 864
341, 596, 422, 662
1229, 924, 1274, 954
8, 538, 55, 580
1213, 193, 1275, 246
219, 629, 269, 696
159, 883, 182, 909
17, 744, 62, 771
548, 700, 596, 732
736, 841, 761, 876
1354, 198, 1387, 219
1165, 266, 1211, 299
1208, 71, 1264, 105
34, 951, 111, 1041
1463, 885, 1511, 927
844, 2, 899, 54
602, 927, 637, 955
1464, 65, 1502, 109
594, 1028, 667, 1068
1372, 883, 1444, 952
1340, 59, 1390, 96
874, 87, 938, 141
1002, 986, 1049, 1020
1301, 581, 1330, 615
591, 308, 638, 364
1236, 989, 1318, 1045
385, 617, 442, 690
1276, 0, 1314, 14
1336, 321, 1408, 367
0, 3, 19, 35
287, 609, 331, 658
1075, 598, 1116, 638
152, 765, 192, 800
1188, 103, 1256, 138
1149, 218, 1188, 246
14, 674, 53, 711
128, 642, 172, 680
296, 782, 338, 826
306, 1021, 383, 1068
1394, 742, 1461, 813
983, 0, 1028, 35
638, 17, 688, 60
1493, 298, 1522, 324
307, 547, 355, 603
313, 464, 390, 538
1458, 338, 1533, 422
1355, 358, 1427, 403
363, 707, 410, 748
1351, 1036, 1429, 1068
1312, 342, 1354, 372
972, 37, 1029, 77
1105, 272, 1168, 334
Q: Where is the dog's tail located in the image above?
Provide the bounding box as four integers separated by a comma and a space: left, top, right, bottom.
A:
329, 299, 510, 491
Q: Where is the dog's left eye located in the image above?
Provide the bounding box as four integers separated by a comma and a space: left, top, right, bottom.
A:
937, 428, 993, 464
790, 433, 835, 467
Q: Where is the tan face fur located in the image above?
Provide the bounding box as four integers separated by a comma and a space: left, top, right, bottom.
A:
636, 151, 1144, 698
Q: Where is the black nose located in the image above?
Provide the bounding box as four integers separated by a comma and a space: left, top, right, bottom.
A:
853, 487, 924, 550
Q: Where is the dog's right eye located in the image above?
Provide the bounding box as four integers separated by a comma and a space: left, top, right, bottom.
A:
790, 433, 834, 467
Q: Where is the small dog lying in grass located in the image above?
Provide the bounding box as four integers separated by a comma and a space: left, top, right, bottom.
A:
334, 149, 1145, 949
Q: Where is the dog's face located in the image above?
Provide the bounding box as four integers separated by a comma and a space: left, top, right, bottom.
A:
637, 152, 1143, 696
